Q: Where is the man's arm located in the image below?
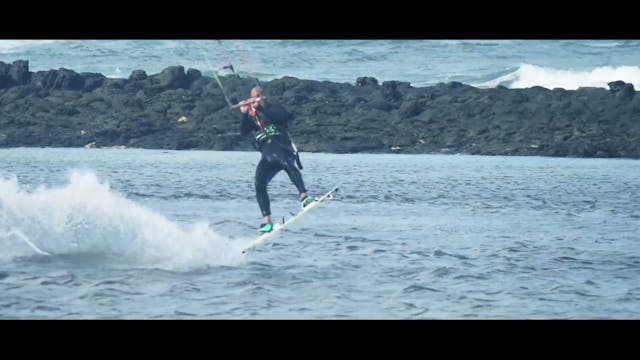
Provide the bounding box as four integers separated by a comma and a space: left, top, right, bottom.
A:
240, 114, 253, 136
265, 103, 293, 132
238, 96, 261, 136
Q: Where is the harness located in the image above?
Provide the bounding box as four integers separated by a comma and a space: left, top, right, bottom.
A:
255, 124, 281, 143
247, 103, 303, 169
250, 105, 281, 144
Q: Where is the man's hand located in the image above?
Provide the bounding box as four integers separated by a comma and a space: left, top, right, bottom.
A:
239, 97, 262, 114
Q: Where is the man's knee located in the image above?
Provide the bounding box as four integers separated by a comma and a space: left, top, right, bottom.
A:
255, 177, 268, 191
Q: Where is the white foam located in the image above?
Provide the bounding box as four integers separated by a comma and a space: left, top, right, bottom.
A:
0, 170, 248, 269
478, 63, 640, 90
583, 42, 623, 48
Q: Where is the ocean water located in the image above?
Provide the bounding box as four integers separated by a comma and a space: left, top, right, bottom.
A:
0, 39, 639, 90
1, 148, 639, 319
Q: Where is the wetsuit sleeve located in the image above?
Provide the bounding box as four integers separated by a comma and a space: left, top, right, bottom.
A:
266, 103, 292, 132
240, 114, 254, 136
282, 106, 294, 135
285, 108, 294, 129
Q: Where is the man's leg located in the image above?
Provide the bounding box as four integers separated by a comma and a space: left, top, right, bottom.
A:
279, 153, 315, 207
255, 158, 281, 227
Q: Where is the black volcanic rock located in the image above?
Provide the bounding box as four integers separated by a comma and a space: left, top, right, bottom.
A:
0, 60, 639, 158
129, 70, 148, 81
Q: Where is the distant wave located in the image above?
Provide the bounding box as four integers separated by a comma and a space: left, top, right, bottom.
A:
582, 42, 623, 48
477, 64, 640, 90
0, 40, 63, 54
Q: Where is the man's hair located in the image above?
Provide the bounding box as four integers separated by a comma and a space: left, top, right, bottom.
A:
251, 86, 262, 98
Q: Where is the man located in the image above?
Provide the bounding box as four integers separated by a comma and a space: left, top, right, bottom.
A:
239, 86, 315, 233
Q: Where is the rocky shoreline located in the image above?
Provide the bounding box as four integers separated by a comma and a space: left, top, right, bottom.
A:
1, 60, 639, 158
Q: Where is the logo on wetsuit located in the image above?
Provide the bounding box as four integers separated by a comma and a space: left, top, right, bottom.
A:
255, 124, 281, 144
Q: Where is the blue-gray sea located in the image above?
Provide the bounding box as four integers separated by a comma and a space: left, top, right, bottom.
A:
1, 40, 639, 90
1, 148, 638, 319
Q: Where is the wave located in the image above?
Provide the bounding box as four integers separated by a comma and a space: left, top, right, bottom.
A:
0, 40, 64, 54
0, 170, 247, 269
477, 63, 640, 90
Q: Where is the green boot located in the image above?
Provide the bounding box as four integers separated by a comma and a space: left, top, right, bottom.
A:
300, 195, 316, 208
259, 222, 274, 233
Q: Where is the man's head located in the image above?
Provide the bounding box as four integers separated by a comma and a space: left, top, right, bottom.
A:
250, 86, 262, 98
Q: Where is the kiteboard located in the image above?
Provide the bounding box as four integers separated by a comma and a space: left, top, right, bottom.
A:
242, 186, 339, 254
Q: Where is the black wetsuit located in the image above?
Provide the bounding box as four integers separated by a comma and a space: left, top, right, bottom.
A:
240, 102, 307, 217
